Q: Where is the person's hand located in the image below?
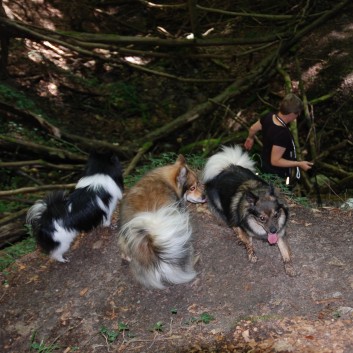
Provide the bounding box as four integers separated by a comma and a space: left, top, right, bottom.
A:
299, 161, 314, 171
244, 137, 254, 150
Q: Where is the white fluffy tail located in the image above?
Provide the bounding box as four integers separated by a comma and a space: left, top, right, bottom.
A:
119, 204, 196, 289
202, 145, 256, 182
26, 200, 47, 225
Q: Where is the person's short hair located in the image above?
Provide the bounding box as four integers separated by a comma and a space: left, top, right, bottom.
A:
279, 93, 303, 115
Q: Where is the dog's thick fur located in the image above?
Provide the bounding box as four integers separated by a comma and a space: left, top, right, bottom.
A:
118, 155, 205, 289
26, 151, 124, 262
203, 145, 295, 276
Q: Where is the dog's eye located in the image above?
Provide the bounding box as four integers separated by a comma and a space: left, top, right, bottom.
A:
189, 186, 196, 191
273, 212, 279, 218
259, 216, 266, 222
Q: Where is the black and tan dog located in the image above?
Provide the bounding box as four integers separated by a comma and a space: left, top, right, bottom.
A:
118, 155, 206, 289
203, 145, 296, 276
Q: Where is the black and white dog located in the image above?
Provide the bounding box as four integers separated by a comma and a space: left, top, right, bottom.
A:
26, 151, 124, 262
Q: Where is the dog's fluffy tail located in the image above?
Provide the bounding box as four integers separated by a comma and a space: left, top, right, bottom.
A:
203, 145, 256, 182
26, 191, 76, 262
119, 204, 196, 289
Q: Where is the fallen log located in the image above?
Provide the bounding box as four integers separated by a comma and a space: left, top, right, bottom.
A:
0, 221, 27, 248
0, 208, 28, 248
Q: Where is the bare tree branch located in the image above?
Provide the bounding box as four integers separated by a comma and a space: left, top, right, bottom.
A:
0, 184, 76, 197
0, 160, 83, 170
0, 135, 85, 162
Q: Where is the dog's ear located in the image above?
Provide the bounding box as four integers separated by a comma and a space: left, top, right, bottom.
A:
176, 154, 186, 165
267, 184, 280, 199
176, 166, 188, 189
245, 191, 258, 206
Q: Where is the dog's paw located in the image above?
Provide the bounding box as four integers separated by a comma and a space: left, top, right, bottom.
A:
121, 258, 130, 266
284, 263, 298, 277
121, 253, 131, 262
193, 253, 201, 266
248, 254, 258, 263
55, 256, 69, 263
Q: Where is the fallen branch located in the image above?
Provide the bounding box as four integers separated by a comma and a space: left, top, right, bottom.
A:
124, 142, 153, 177
0, 208, 28, 226
332, 174, 353, 192
0, 135, 85, 162
0, 183, 76, 197
196, 4, 318, 20
133, 0, 350, 150
316, 139, 353, 160
0, 15, 289, 49
112, 61, 235, 82
0, 100, 131, 158
319, 173, 353, 194
140, 49, 279, 144
0, 160, 83, 170
315, 161, 352, 179
60, 132, 131, 158
0, 101, 61, 137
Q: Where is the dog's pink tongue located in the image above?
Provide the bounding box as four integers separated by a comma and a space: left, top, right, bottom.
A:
268, 233, 278, 244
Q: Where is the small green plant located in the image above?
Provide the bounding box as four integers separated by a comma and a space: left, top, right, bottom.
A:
99, 326, 119, 343
332, 311, 341, 319
99, 322, 132, 343
30, 332, 60, 352
150, 321, 164, 332
199, 312, 215, 324
118, 322, 135, 338
118, 322, 129, 332
170, 308, 178, 314
184, 312, 215, 325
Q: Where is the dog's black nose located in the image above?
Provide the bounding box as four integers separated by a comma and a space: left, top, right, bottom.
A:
269, 226, 277, 233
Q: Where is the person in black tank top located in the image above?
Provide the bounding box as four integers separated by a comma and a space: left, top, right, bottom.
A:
244, 93, 313, 181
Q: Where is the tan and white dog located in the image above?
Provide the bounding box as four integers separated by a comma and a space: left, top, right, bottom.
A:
118, 155, 205, 289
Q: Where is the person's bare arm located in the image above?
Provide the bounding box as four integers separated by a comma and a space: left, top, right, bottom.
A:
271, 145, 313, 171
244, 120, 262, 150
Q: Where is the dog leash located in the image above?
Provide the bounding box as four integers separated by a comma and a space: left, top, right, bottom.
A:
275, 114, 301, 180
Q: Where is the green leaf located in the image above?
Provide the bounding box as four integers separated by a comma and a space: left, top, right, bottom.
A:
151, 321, 164, 332
99, 326, 119, 342
118, 322, 129, 332
199, 312, 215, 324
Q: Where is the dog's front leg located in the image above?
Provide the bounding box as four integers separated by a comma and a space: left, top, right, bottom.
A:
277, 236, 297, 276
233, 227, 258, 263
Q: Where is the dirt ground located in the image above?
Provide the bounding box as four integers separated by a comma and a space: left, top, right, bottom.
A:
1, 202, 352, 352
1, 2, 353, 352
